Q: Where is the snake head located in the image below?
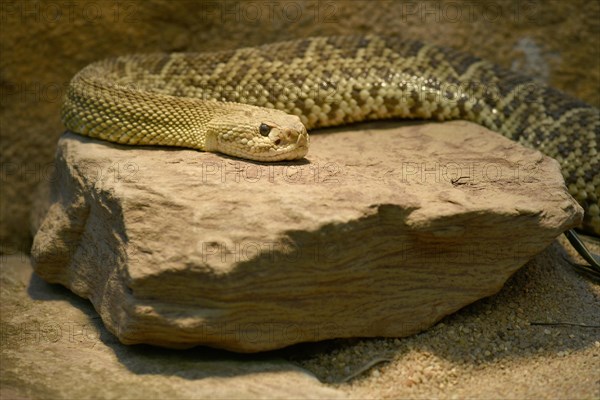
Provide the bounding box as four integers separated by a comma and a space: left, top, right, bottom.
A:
206, 106, 309, 162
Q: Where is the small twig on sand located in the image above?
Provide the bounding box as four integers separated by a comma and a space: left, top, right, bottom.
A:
341, 357, 394, 383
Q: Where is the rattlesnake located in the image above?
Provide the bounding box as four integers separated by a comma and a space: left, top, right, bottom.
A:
62, 35, 599, 235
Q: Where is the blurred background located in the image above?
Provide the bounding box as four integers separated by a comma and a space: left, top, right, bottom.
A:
1, 0, 599, 254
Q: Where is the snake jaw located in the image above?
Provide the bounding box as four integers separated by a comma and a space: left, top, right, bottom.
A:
231, 125, 309, 162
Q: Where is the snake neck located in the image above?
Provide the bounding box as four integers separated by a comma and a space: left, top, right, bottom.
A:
62, 63, 234, 150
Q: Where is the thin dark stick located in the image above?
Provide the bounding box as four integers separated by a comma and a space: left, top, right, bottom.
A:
530, 322, 600, 328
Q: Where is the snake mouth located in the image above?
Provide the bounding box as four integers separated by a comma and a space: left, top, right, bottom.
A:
256, 125, 309, 161
281, 129, 309, 160
215, 132, 309, 162
296, 131, 308, 147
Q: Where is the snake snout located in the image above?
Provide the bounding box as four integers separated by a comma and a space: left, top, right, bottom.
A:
272, 127, 305, 147
282, 128, 298, 144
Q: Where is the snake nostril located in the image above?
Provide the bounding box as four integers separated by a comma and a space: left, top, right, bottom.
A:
274, 139, 281, 145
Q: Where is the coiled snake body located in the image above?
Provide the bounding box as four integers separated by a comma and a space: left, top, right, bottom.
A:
63, 35, 599, 235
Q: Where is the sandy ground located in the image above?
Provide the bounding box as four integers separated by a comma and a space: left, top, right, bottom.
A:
1, 235, 598, 399
287, 235, 600, 398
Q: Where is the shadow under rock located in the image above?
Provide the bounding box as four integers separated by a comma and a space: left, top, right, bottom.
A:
279, 241, 600, 383
26, 272, 311, 380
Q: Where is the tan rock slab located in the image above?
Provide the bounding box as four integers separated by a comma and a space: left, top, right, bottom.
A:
31, 121, 583, 351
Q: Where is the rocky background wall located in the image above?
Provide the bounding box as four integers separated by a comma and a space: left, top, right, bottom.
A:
1, 0, 599, 253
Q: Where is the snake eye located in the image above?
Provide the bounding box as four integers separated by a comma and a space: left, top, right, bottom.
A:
259, 123, 271, 136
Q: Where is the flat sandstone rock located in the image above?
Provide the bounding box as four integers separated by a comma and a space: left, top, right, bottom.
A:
31, 121, 583, 352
